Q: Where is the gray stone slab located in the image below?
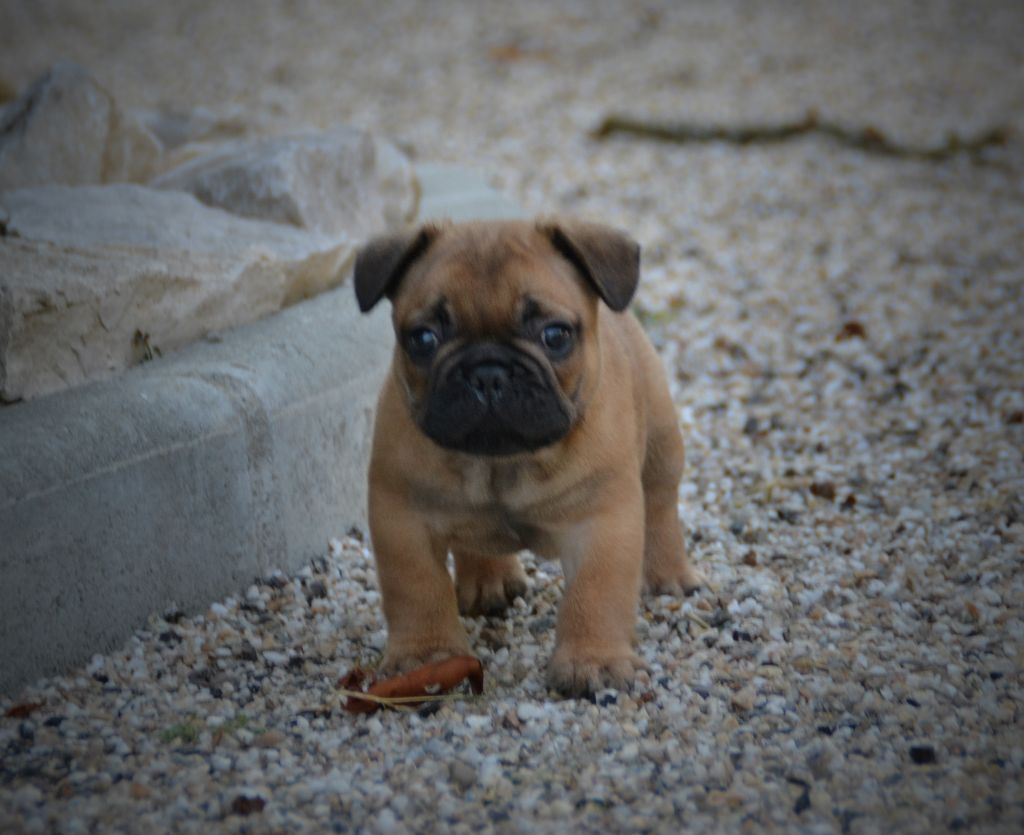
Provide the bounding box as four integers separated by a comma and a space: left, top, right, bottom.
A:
0, 163, 520, 695
0, 376, 254, 689
0, 290, 390, 694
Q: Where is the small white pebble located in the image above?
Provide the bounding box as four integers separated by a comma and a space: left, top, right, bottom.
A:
517, 703, 547, 722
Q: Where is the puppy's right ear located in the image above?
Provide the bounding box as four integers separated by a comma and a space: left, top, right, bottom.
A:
353, 225, 439, 313
539, 219, 640, 312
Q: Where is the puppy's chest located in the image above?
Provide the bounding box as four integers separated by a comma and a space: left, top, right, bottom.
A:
416, 461, 560, 554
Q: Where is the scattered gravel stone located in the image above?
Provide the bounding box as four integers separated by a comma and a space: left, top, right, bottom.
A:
449, 760, 477, 791
909, 745, 938, 766
730, 686, 757, 713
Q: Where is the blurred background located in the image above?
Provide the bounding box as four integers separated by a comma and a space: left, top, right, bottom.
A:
2, 0, 1022, 208
4, 0, 1020, 338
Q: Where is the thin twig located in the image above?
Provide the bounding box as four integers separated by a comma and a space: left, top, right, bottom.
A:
591, 110, 1010, 161
335, 688, 470, 707
686, 611, 712, 631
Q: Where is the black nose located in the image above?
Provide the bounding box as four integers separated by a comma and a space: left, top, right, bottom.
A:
467, 362, 509, 402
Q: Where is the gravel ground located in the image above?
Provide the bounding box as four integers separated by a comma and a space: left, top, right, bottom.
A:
2, 1, 1023, 832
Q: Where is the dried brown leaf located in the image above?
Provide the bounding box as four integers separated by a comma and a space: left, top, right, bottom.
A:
5, 702, 44, 719
337, 667, 368, 691
342, 656, 484, 714
836, 321, 867, 341
231, 795, 266, 815
810, 481, 837, 500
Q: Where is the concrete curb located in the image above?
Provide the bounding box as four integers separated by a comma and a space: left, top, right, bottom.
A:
0, 164, 523, 695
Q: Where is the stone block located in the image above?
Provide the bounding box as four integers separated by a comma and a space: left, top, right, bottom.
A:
0, 287, 392, 694
0, 63, 162, 190
0, 184, 355, 402
152, 128, 419, 238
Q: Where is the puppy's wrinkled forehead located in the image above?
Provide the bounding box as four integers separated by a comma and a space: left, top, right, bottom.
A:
395, 223, 589, 333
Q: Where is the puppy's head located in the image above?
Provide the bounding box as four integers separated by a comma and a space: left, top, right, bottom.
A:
354, 219, 639, 457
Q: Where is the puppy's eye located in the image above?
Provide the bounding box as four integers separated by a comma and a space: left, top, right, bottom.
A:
540, 323, 574, 358
404, 327, 440, 361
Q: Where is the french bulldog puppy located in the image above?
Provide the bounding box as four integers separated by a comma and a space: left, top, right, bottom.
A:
354, 219, 699, 696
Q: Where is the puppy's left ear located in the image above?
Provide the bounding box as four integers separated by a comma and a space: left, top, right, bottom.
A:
353, 225, 440, 313
541, 220, 640, 312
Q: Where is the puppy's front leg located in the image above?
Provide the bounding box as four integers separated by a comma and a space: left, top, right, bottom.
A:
547, 486, 646, 697
369, 484, 470, 672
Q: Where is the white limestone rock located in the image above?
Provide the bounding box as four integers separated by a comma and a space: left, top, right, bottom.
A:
0, 184, 356, 402
151, 128, 418, 238
375, 139, 421, 229
138, 105, 250, 151
0, 63, 162, 190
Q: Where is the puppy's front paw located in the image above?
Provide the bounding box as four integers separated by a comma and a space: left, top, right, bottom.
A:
380, 640, 471, 677
643, 562, 704, 597
546, 646, 645, 698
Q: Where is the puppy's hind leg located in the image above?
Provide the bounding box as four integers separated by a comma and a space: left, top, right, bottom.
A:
641, 427, 702, 595
642, 489, 702, 595
454, 551, 529, 617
